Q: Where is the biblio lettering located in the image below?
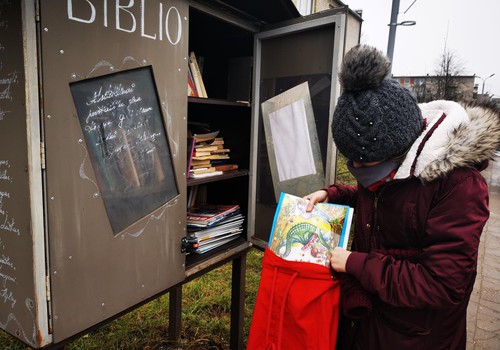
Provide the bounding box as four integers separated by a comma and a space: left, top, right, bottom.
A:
67, 0, 183, 45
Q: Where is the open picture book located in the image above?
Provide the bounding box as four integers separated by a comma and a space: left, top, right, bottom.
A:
268, 192, 353, 267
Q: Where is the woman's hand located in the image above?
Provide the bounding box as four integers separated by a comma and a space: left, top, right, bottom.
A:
303, 190, 328, 212
330, 247, 351, 273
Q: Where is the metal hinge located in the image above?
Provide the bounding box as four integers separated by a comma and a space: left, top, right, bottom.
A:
46, 274, 53, 334
35, 1, 40, 22
45, 275, 51, 301
40, 141, 46, 169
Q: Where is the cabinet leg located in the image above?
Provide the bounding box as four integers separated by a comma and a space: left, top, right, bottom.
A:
230, 252, 247, 350
168, 285, 182, 341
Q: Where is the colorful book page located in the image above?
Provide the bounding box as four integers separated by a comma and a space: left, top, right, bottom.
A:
268, 192, 353, 267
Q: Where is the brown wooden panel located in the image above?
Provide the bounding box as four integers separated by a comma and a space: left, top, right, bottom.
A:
0, 1, 47, 347
39, 1, 189, 341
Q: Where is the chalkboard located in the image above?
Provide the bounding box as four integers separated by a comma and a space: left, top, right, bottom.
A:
70, 66, 179, 234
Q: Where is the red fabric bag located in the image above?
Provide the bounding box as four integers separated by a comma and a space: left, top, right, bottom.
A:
248, 247, 341, 350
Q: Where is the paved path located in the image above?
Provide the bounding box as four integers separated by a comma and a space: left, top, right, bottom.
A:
466, 165, 500, 349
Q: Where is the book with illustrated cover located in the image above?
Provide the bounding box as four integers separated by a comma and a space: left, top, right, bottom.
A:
268, 192, 353, 267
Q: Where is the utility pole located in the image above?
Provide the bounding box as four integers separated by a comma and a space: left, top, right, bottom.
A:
386, 0, 400, 64
479, 73, 495, 94
386, 0, 416, 72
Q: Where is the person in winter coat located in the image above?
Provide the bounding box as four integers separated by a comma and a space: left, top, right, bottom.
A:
304, 44, 500, 350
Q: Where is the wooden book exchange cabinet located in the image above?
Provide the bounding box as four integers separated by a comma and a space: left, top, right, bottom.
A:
0, 0, 360, 348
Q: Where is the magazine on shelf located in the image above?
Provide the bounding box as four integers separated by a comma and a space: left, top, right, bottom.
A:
268, 192, 353, 267
188, 234, 241, 254
187, 203, 240, 228
184, 213, 245, 254
188, 213, 244, 237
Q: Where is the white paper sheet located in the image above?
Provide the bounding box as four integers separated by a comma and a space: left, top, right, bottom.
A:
268, 99, 316, 181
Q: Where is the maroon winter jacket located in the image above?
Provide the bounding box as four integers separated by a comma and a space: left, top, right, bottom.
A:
327, 101, 500, 350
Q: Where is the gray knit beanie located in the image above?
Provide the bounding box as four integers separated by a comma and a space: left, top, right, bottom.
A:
332, 45, 423, 162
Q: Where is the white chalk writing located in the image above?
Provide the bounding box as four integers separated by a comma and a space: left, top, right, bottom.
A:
86, 84, 134, 106
0, 272, 15, 287
0, 214, 20, 235
0, 254, 14, 269
0, 160, 11, 218
0, 109, 10, 121
82, 79, 163, 168
67, 0, 183, 45
0, 191, 9, 215
85, 100, 126, 122
0, 288, 16, 308
0, 71, 18, 101
0, 169, 10, 181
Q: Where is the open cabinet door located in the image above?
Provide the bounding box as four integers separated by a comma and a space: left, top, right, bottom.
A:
249, 10, 358, 247
0, 1, 50, 348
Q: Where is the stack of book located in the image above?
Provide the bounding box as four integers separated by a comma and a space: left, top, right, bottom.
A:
188, 135, 238, 179
188, 51, 208, 98
183, 203, 244, 254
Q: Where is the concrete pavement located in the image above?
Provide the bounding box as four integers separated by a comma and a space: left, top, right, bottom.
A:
466, 163, 500, 349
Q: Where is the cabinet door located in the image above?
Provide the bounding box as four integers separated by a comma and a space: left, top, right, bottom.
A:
0, 2, 50, 348
39, 0, 188, 342
250, 12, 347, 246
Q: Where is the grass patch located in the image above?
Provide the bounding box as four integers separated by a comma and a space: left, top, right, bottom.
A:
335, 153, 357, 186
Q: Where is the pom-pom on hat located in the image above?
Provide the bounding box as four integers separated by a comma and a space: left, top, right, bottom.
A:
332, 45, 423, 163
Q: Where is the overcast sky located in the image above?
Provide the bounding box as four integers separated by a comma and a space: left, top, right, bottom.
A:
341, 0, 499, 97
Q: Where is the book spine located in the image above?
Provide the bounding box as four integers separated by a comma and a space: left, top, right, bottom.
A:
189, 52, 207, 98
214, 164, 238, 172
187, 65, 198, 97
191, 167, 216, 174
187, 136, 196, 179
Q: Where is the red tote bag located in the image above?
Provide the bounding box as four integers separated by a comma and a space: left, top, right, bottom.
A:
248, 247, 341, 350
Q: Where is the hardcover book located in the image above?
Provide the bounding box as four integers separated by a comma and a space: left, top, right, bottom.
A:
268, 192, 353, 267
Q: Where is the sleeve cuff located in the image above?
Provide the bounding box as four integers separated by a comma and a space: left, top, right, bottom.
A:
345, 251, 368, 279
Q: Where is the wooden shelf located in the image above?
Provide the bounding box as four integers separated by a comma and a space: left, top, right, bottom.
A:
185, 238, 250, 272
187, 169, 249, 187
188, 96, 250, 107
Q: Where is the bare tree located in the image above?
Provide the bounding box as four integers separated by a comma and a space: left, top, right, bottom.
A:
431, 47, 466, 101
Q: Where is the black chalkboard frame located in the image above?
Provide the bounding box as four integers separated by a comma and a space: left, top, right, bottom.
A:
69, 66, 179, 234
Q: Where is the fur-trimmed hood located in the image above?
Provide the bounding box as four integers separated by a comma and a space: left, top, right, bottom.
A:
395, 100, 500, 183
